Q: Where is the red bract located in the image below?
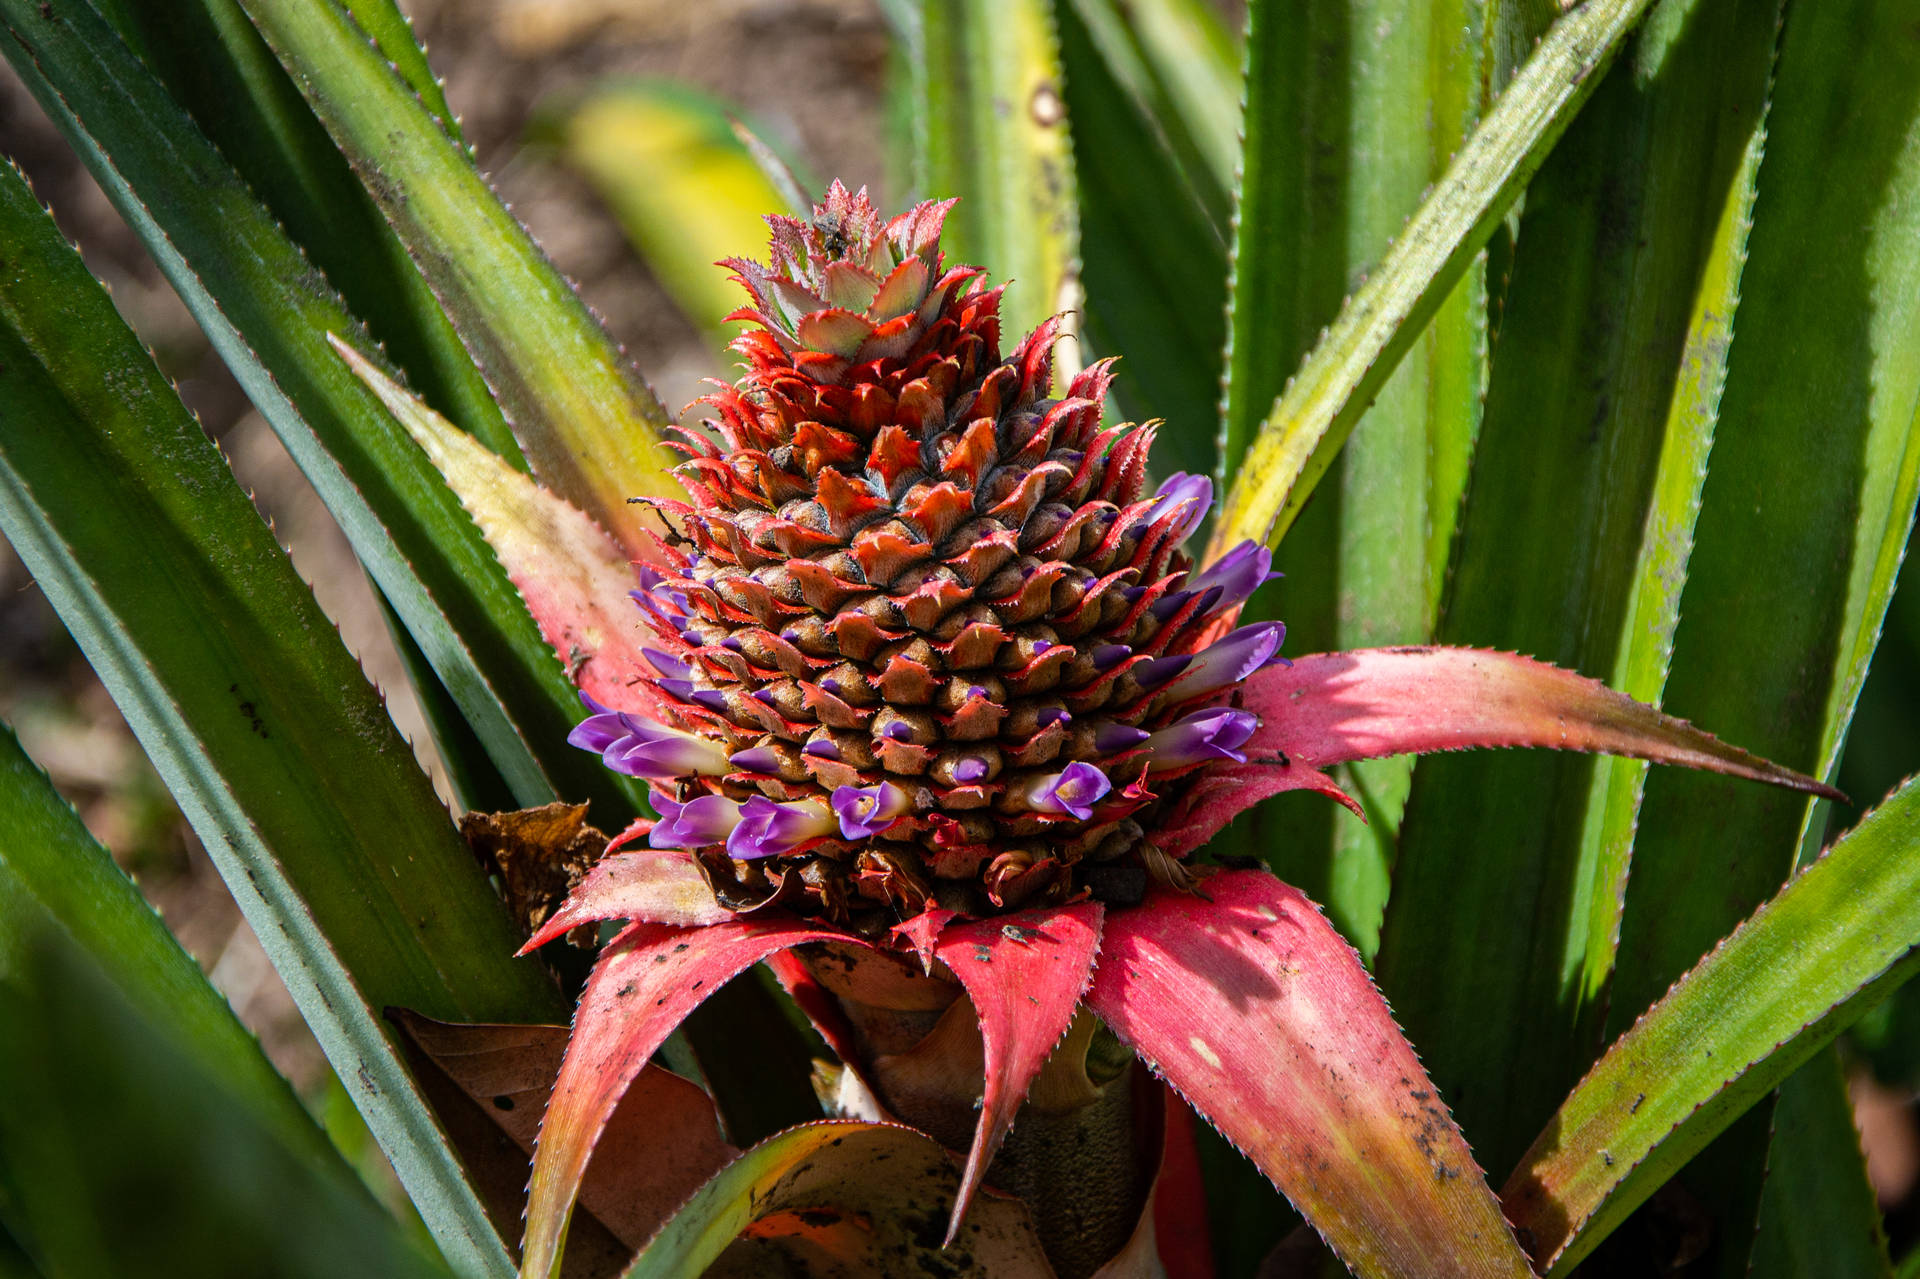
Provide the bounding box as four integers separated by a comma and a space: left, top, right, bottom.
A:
347, 187, 1836, 1279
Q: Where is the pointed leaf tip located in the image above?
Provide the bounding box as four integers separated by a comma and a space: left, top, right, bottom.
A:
1087, 871, 1533, 1279
522, 917, 850, 1279
933, 903, 1104, 1242
1160, 646, 1840, 853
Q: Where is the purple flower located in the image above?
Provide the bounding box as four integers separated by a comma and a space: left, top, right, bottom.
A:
726, 797, 836, 860
728, 745, 782, 773
1133, 653, 1192, 690
1093, 722, 1151, 753
1147, 707, 1259, 770
952, 755, 990, 783
1147, 472, 1214, 541
569, 700, 728, 778
640, 646, 692, 681
803, 738, 842, 760
1027, 762, 1113, 820
1184, 541, 1279, 611
1165, 622, 1289, 697
649, 794, 745, 849
830, 782, 912, 839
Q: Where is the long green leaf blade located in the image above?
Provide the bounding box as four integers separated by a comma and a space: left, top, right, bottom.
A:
919, 0, 1080, 354
1603, 0, 1920, 1261
0, 929, 455, 1279
0, 722, 328, 1169
1503, 774, 1920, 1274
1747, 1048, 1893, 1279
238, 0, 684, 545
1207, 0, 1657, 559
1054, 0, 1227, 480
0, 0, 635, 817
0, 160, 564, 1279
1210, 0, 1495, 957
1373, 0, 1781, 1178
98, 0, 516, 458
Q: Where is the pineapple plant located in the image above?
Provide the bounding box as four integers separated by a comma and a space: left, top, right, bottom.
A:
0, 1, 1917, 1278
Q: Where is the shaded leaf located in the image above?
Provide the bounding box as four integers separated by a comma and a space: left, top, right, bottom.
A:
1748, 1048, 1892, 1279
1373, 0, 1783, 1181
624, 1122, 1056, 1278
391, 1013, 737, 1252
1602, 0, 1920, 1260
1053, 0, 1227, 481
0, 931, 451, 1279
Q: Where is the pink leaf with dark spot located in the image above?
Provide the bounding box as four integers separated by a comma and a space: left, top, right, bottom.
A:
1157, 646, 1840, 854
933, 903, 1104, 1242
1087, 871, 1534, 1279
522, 916, 852, 1279
519, 852, 734, 952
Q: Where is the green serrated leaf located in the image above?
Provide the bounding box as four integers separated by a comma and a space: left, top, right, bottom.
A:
919, 0, 1080, 359
0, 159, 565, 1279
1604, 0, 1920, 1263
97, 0, 517, 458
1208, 0, 1657, 559
0, 0, 641, 820
237, 0, 683, 546
1747, 1048, 1893, 1279
0, 721, 331, 1171
1053, 0, 1227, 482
1373, 0, 1781, 1179
1503, 773, 1920, 1274
0, 929, 453, 1279
1210, 0, 1493, 958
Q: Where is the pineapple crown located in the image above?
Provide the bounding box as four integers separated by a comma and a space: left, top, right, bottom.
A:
573, 183, 1283, 925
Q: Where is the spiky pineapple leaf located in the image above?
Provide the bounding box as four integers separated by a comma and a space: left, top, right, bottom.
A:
0, 930, 454, 1279
0, 158, 564, 1279
1052, 0, 1227, 482
622, 1122, 1055, 1279
0, 0, 640, 819
0, 723, 334, 1173
1088, 872, 1535, 1279
1603, 0, 1920, 1261
1210, 0, 1495, 960
550, 81, 800, 342
1371, 0, 1782, 1182
93, 0, 516, 459
1504, 773, 1920, 1274
1747, 1048, 1892, 1279
917, 0, 1081, 354
1057, 0, 1239, 229
237, 0, 684, 550
1207, 0, 1658, 558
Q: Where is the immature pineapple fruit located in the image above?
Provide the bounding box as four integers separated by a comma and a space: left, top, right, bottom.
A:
572, 182, 1280, 925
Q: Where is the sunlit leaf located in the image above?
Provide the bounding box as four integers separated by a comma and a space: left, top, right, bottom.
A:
1505, 774, 1920, 1273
